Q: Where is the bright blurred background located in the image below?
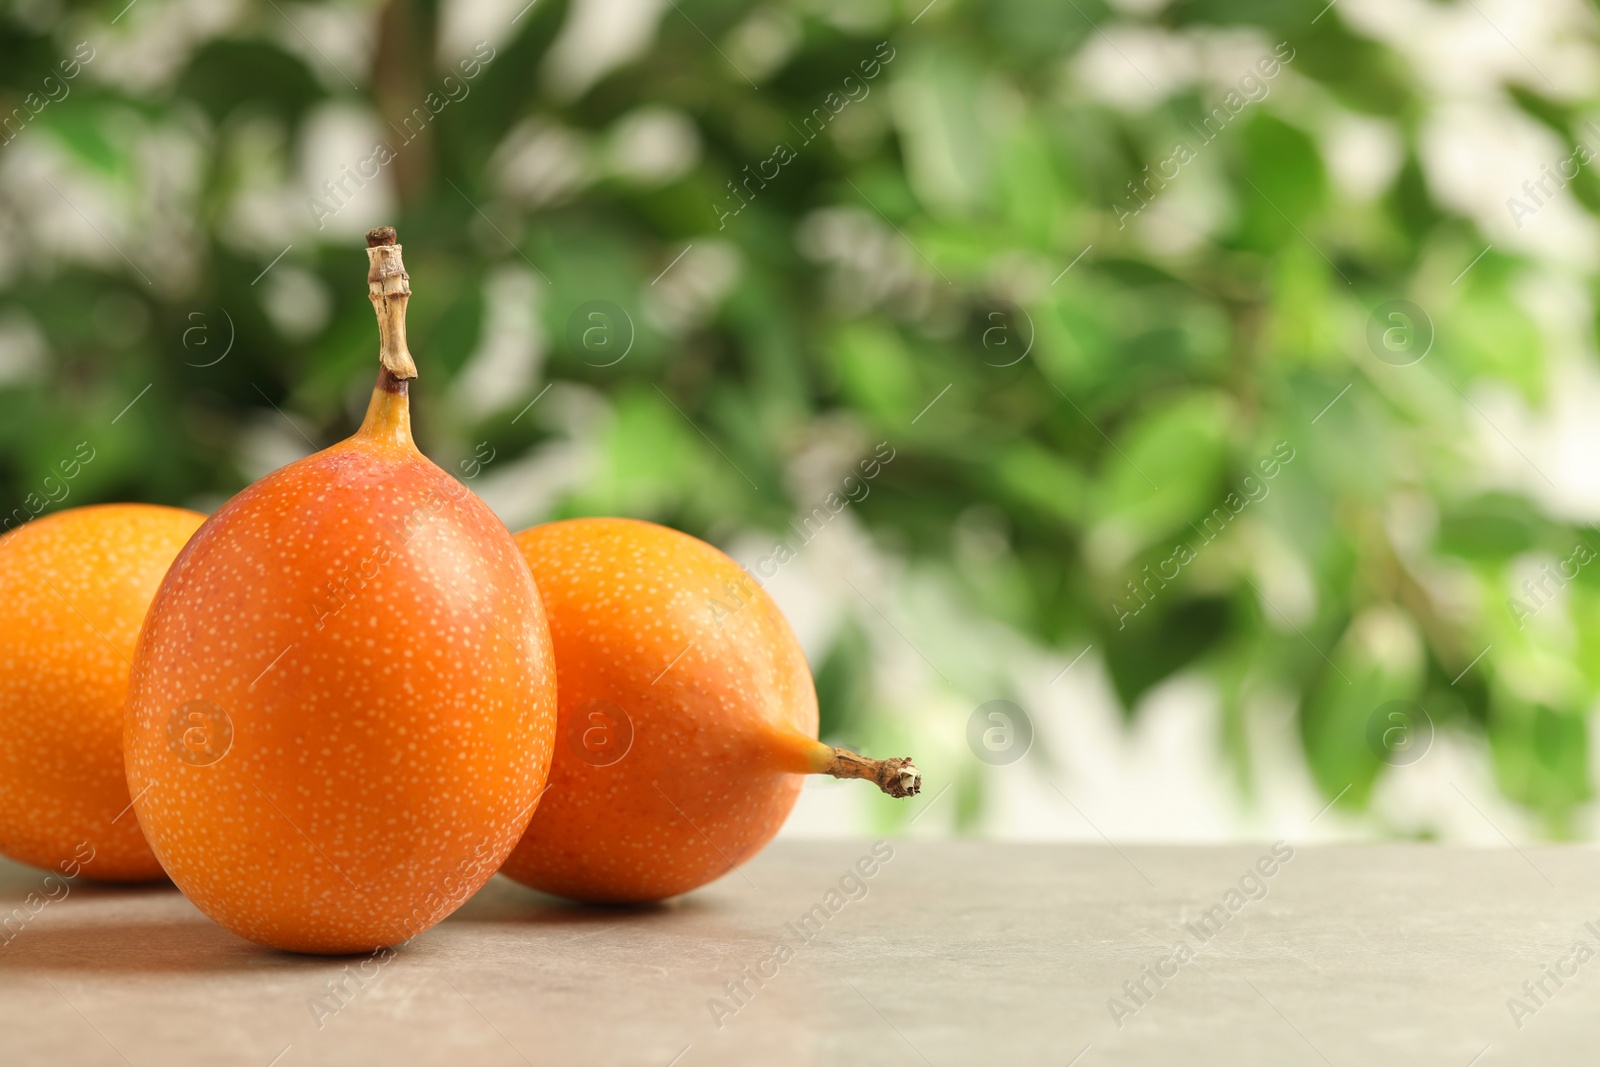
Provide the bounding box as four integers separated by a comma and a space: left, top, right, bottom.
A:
3, 0, 1599, 844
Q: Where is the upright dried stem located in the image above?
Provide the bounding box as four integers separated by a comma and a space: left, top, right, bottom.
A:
366, 226, 417, 382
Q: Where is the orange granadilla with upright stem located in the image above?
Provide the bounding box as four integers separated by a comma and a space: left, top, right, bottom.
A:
125, 227, 557, 954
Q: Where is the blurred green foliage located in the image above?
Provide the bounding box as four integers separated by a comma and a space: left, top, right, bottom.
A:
0, 0, 1595, 834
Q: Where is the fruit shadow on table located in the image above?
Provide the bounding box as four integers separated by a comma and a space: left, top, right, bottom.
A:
0, 861, 714, 977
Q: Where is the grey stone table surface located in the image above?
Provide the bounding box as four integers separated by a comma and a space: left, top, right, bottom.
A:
0, 839, 1595, 1066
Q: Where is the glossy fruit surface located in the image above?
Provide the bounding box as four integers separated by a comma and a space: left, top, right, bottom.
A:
0, 503, 204, 882
500, 517, 916, 903
124, 230, 556, 953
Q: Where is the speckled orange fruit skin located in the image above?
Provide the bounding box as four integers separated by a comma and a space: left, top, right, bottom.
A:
124, 405, 556, 954
500, 518, 820, 903
0, 504, 203, 882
